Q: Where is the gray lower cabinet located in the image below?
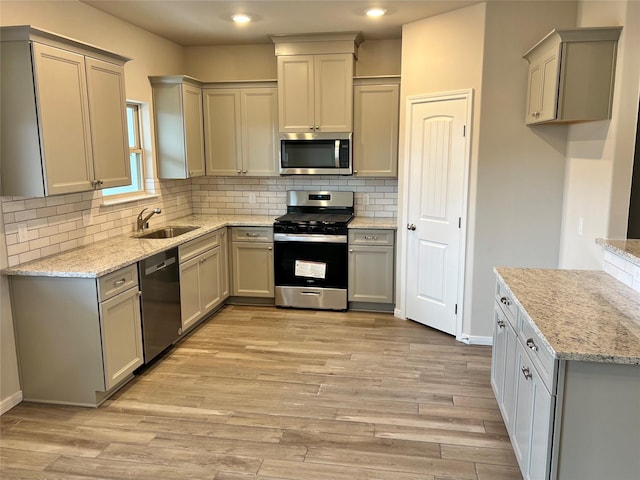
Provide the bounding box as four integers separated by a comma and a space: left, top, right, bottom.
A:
491, 276, 640, 480
231, 226, 274, 298
178, 229, 228, 332
348, 229, 395, 307
10, 264, 143, 406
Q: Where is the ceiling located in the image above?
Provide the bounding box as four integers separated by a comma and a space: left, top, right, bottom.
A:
81, 1, 480, 46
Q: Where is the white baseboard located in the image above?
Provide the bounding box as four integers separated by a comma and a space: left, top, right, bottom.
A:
458, 334, 493, 346
394, 308, 404, 319
0, 390, 23, 415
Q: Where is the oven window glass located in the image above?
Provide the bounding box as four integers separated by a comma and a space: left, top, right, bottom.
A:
281, 140, 336, 168
274, 241, 347, 289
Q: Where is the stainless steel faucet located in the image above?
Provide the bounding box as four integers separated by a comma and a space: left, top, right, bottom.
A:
136, 208, 161, 231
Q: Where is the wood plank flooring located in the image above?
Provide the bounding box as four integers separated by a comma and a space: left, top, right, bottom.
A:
1, 305, 522, 480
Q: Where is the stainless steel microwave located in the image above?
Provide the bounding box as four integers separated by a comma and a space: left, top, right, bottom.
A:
280, 133, 352, 175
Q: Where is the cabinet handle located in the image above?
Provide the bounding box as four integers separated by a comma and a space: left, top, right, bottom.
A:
407, 223, 416, 231
246, 233, 259, 237
137, 291, 142, 297
113, 278, 126, 287
500, 296, 511, 306
497, 319, 505, 328
200, 258, 207, 263
521, 366, 532, 380
526, 338, 538, 352
364, 235, 378, 240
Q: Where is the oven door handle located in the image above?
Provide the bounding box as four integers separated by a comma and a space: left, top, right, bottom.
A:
274, 233, 347, 243
301, 290, 322, 296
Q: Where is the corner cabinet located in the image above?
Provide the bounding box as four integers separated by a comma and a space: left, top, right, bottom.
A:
231, 226, 274, 298
203, 83, 279, 176
348, 229, 395, 310
0, 26, 131, 197
10, 264, 143, 407
150, 76, 205, 179
523, 26, 622, 125
353, 78, 400, 177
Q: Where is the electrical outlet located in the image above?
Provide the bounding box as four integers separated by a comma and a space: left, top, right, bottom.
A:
363, 193, 370, 205
249, 193, 256, 204
17, 223, 28, 243
82, 211, 93, 226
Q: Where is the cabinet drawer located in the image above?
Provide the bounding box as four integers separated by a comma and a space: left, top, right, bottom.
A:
518, 315, 556, 393
495, 280, 518, 326
98, 264, 139, 302
232, 226, 273, 242
348, 229, 394, 246
179, 229, 220, 263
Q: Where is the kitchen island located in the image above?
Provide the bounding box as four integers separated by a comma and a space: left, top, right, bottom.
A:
492, 266, 640, 480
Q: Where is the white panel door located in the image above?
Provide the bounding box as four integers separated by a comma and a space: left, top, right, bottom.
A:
405, 95, 468, 336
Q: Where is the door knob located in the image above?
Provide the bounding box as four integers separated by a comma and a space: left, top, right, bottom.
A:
407, 223, 416, 231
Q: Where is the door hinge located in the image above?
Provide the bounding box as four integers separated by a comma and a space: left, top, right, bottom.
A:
458, 217, 461, 228
463, 125, 466, 137
455, 303, 458, 315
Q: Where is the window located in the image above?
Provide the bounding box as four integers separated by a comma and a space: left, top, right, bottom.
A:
102, 103, 145, 198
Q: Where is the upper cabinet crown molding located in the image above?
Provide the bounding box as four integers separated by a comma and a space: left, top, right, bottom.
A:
523, 26, 622, 125
270, 32, 363, 57
0, 25, 131, 197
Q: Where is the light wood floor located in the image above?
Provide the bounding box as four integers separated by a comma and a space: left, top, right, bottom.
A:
1, 305, 522, 480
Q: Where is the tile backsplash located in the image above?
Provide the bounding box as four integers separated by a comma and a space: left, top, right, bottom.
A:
1, 176, 396, 267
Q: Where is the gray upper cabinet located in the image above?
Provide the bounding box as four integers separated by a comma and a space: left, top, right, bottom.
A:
353, 78, 400, 177
150, 76, 206, 179
523, 26, 622, 125
0, 26, 130, 197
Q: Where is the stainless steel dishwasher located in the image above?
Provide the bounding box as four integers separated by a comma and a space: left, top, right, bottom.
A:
138, 248, 181, 364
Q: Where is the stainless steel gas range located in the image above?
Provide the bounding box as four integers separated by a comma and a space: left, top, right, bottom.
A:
273, 191, 354, 310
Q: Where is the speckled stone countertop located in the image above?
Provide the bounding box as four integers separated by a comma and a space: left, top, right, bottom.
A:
3, 214, 398, 278
596, 238, 640, 266
2, 215, 275, 278
349, 217, 397, 229
496, 267, 640, 365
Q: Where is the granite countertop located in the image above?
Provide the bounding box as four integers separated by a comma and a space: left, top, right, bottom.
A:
3, 214, 398, 278
349, 217, 397, 229
496, 267, 640, 365
2, 214, 275, 278
596, 238, 640, 266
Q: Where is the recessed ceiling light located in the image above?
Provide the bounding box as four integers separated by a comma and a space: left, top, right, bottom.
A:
231, 13, 252, 24
365, 8, 387, 18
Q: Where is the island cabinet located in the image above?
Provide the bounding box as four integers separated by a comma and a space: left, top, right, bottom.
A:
523, 26, 622, 125
353, 78, 400, 177
348, 229, 395, 310
10, 264, 143, 407
492, 271, 640, 480
0, 26, 131, 197
231, 226, 274, 298
178, 229, 228, 333
150, 76, 205, 179
203, 84, 279, 176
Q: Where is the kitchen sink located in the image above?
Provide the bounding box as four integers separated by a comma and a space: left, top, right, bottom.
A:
135, 226, 200, 239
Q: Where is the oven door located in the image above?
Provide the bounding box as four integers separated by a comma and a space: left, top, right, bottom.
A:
274, 234, 348, 310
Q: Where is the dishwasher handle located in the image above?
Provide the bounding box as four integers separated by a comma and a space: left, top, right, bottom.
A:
144, 255, 176, 276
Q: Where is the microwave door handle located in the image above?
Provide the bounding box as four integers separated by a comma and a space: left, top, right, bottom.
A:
334, 140, 340, 168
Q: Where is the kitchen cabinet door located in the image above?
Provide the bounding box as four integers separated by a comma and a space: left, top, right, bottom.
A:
99, 286, 144, 390
241, 87, 279, 176
32, 43, 95, 195
184, 84, 206, 178
180, 255, 203, 332
491, 305, 518, 433
203, 88, 242, 176
231, 241, 274, 298
353, 82, 399, 177
200, 246, 223, 315
348, 245, 394, 303
85, 57, 130, 189
277, 55, 315, 133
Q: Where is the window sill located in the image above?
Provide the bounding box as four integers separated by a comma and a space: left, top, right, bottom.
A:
101, 192, 160, 207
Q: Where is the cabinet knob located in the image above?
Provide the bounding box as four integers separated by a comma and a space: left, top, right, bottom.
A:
349, 249, 354, 253
407, 223, 416, 231
353, 170, 358, 174
237, 170, 242, 174
497, 319, 505, 328
268, 246, 273, 251
242, 169, 247, 174
309, 126, 314, 130
521, 366, 532, 380
500, 296, 511, 306
526, 338, 538, 352
315, 125, 320, 130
